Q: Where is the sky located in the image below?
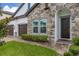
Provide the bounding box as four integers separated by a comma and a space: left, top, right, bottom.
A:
0, 3, 21, 13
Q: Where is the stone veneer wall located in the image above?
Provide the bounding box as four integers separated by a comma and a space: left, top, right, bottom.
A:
69, 4, 79, 38
72, 18, 79, 38
27, 4, 56, 46
27, 3, 79, 46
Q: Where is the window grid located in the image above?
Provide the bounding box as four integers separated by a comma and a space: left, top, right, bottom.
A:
32, 19, 47, 34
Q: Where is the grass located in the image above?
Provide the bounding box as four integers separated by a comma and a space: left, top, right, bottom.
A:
0, 41, 58, 56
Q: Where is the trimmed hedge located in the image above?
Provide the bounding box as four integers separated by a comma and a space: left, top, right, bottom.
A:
69, 45, 79, 55
72, 37, 79, 45
64, 52, 73, 56
21, 34, 48, 42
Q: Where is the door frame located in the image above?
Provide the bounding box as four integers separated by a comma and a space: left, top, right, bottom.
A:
55, 14, 72, 41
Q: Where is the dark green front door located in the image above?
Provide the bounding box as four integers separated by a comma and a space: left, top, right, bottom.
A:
61, 16, 70, 38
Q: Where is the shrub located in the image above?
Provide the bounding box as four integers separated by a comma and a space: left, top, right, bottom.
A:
21, 34, 32, 40
69, 45, 79, 55
72, 37, 79, 45
64, 52, 73, 56
21, 34, 48, 42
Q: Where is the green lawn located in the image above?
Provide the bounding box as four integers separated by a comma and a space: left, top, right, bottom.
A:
0, 41, 58, 56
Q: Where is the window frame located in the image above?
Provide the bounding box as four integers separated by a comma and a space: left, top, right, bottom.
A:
32, 19, 47, 34
39, 19, 47, 34
32, 20, 39, 33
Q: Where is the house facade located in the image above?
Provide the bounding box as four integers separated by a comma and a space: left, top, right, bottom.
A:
10, 3, 79, 46
24, 3, 79, 45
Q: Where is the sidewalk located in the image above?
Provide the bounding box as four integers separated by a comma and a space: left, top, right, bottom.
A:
3, 36, 51, 49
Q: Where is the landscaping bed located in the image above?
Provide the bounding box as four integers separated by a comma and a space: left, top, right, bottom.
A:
64, 37, 79, 56
20, 34, 49, 46
21, 34, 48, 42
0, 41, 58, 56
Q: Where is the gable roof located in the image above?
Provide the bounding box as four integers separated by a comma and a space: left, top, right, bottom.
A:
25, 3, 39, 16
12, 3, 39, 20
11, 3, 25, 18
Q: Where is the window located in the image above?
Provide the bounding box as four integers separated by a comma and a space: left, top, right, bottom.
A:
40, 19, 47, 33
32, 19, 47, 34
32, 20, 39, 33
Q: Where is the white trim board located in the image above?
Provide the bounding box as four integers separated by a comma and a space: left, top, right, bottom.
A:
55, 12, 72, 41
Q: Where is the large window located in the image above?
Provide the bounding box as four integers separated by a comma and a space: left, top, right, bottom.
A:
32, 19, 47, 34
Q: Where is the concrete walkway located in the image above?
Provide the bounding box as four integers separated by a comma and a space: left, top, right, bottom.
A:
3, 36, 51, 49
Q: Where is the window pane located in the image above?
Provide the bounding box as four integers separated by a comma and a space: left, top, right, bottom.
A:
33, 22, 38, 26
33, 27, 38, 33
40, 27, 46, 33
40, 21, 46, 27
40, 19, 47, 27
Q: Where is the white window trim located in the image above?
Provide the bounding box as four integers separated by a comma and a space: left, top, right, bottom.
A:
32, 19, 47, 35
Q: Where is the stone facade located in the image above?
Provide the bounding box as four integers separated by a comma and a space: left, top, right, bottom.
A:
27, 3, 79, 46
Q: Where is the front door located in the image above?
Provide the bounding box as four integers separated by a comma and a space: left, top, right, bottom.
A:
61, 16, 70, 38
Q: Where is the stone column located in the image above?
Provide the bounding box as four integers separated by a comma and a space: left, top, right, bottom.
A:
47, 10, 56, 47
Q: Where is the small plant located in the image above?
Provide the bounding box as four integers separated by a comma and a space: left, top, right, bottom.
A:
69, 45, 79, 55
72, 37, 79, 45
21, 34, 48, 42
64, 52, 73, 56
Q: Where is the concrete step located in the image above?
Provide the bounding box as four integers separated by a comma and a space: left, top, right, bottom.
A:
56, 39, 72, 45
54, 39, 72, 55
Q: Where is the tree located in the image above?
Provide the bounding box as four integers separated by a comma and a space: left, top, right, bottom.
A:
0, 17, 11, 39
